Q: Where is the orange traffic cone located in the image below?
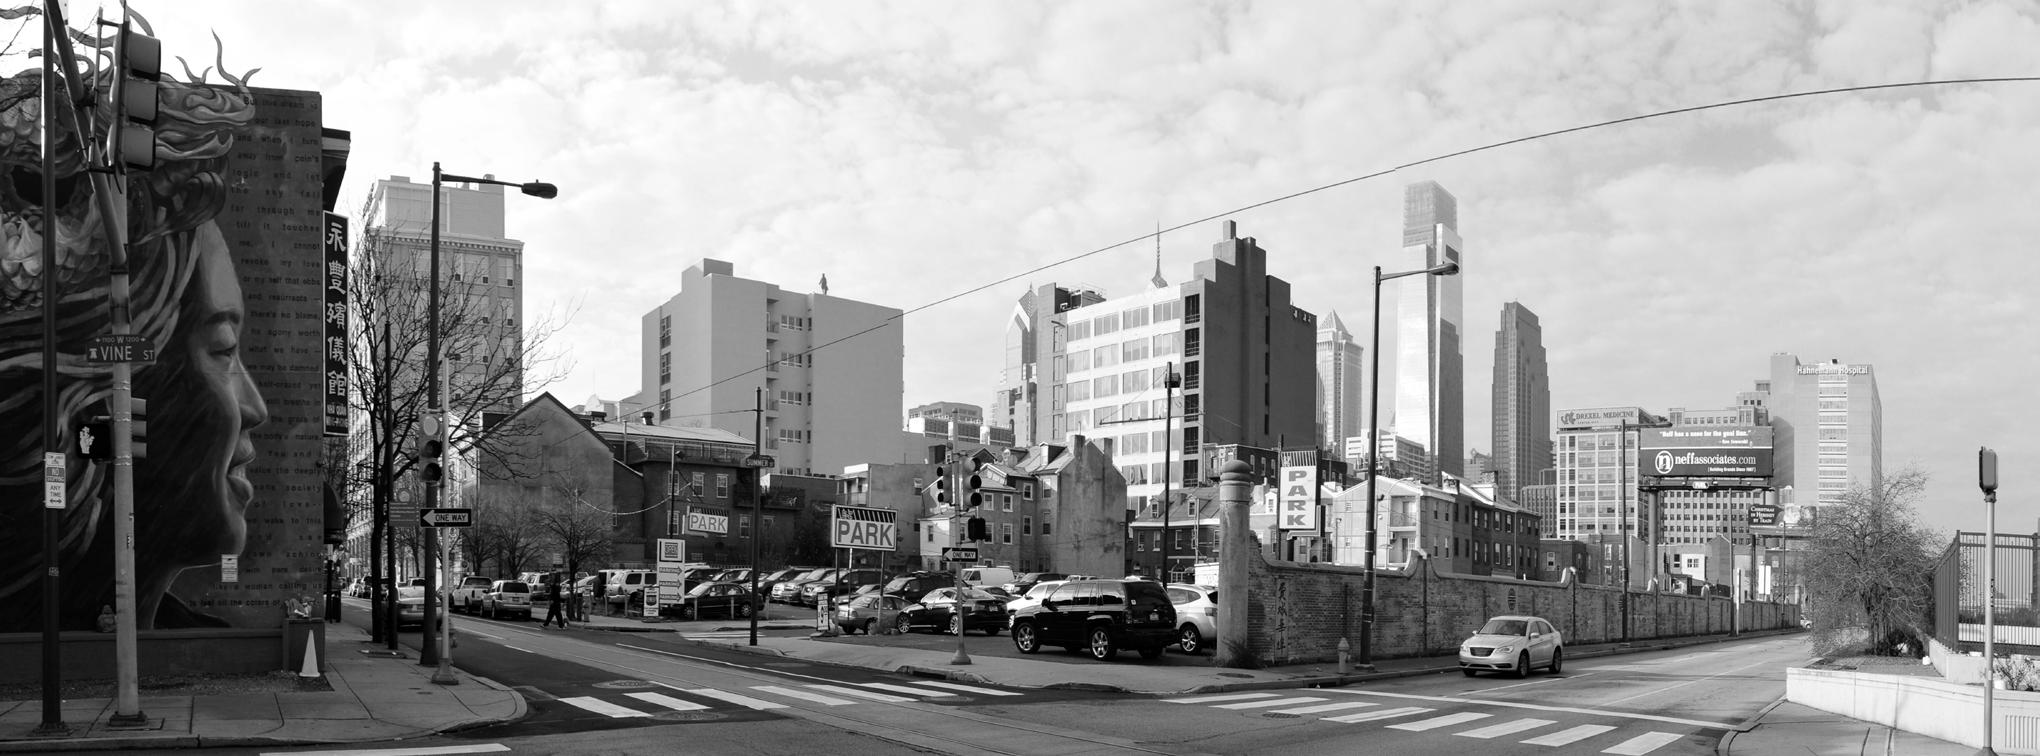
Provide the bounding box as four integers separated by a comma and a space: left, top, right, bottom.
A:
298, 632, 321, 678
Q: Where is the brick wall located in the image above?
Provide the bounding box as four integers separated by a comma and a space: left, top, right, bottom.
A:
1241, 549, 1801, 666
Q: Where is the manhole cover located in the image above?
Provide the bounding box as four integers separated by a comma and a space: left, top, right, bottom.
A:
593, 680, 659, 689
653, 711, 726, 722
1216, 672, 1254, 679
1262, 713, 1299, 719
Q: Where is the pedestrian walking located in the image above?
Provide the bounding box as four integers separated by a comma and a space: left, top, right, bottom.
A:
592, 572, 609, 617
542, 573, 569, 629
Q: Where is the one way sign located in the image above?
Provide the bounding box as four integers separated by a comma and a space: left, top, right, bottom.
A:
420, 508, 472, 528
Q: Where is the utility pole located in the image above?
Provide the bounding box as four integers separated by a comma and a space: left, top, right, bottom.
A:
35, 10, 66, 736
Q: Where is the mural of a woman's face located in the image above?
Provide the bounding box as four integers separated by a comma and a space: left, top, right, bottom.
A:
184, 227, 269, 555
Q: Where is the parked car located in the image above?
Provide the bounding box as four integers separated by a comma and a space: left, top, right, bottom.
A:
880, 572, 956, 603
834, 594, 907, 635
481, 580, 534, 620
1002, 572, 1066, 596
373, 586, 429, 629
713, 568, 755, 585
668, 581, 756, 620
830, 583, 886, 609
1008, 579, 1175, 661
1460, 615, 1563, 678
898, 586, 1008, 636
753, 567, 807, 598
771, 568, 838, 603
610, 570, 659, 611
800, 569, 884, 606
957, 566, 1015, 589
1003, 579, 1069, 619
451, 575, 496, 614
1165, 583, 1217, 654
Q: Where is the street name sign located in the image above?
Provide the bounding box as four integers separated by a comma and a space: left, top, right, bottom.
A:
420, 508, 473, 527
84, 334, 156, 364
941, 547, 979, 562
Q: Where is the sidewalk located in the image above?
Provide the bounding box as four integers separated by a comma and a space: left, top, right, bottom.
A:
0, 622, 523, 753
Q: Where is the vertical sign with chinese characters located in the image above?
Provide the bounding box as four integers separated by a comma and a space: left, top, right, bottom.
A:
322, 212, 348, 436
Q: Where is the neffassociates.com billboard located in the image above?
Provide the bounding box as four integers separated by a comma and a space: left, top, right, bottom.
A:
1639, 427, 1773, 478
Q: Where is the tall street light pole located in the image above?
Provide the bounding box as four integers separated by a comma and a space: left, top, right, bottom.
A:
1161, 362, 1179, 581
1361, 259, 1458, 665
424, 164, 555, 683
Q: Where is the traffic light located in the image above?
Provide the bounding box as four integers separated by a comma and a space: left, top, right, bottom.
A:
108, 21, 163, 171
129, 398, 147, 460
933, 466, 949, 505
418, 413, 446, 485
964, 458, 985, 510
966, 516, 989, 542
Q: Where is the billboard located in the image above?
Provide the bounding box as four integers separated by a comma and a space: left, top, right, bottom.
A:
1556, 407, 1645, 430
0, 74, 333, 632
1639, 427, 1774, 478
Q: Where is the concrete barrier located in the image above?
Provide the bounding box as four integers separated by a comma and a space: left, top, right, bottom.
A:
1787, 665, 2040, 753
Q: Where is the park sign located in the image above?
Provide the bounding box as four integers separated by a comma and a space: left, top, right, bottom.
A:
1279, 465, 1318, 530
831, 505, 897, 550
1639, 426, 1774, 478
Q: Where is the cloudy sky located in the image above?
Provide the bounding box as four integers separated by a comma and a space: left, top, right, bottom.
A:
60, 1, 2040, 532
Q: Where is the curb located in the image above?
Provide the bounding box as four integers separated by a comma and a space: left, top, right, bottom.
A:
1715, 695, 1789, 755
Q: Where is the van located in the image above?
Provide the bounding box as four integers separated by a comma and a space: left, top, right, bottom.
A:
958, 566, 1015, 589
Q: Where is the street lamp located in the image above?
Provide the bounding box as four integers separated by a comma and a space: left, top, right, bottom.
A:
1161, 362, 1180, 582
1361, 259, 1458, 665
422, 163, 555, 685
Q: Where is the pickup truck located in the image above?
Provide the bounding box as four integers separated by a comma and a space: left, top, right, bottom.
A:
450, 575, 496, 614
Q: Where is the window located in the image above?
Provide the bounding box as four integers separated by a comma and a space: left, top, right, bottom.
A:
1122, 338, 1150, 362
1067, 320, 1091, 341
1184, 328, 1201, 357
1042, 521, 1052, 536
1184, 294, 1200, 323
690, 472, 706, 497
1153, 300, 1180, 322
1001, 523, 1013, 544
658, 352, 671, 384
1093, 345, 1119, 368
1023, 516, 1033, 535
1093, 375, 1118, 397
1068, 382, 1090, 402
1094, 313, 1120, 335
1152, 332, 1178, 356
1183, 360, 1200, 390
716, 474, 731, 499
1002, 494, 1013, 512
659, 314, 671, 348
660, 389, 672, 420
1068, 350, 1091, 373
1123, 369, 1149, 393
1123, 306, 1150, 329
739, 515, 752, 538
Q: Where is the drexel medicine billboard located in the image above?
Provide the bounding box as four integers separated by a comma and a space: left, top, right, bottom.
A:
1639, 427, 1773, 478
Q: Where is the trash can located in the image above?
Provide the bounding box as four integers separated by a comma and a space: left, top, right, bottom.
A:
284, 618, 328, 674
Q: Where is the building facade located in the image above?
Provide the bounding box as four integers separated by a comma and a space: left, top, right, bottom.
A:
1316, 311, 1363, 453
1492, 301, 1550, 506
907, 402, 982, 425
1762, 354, 1883, 508
914, 439, 1128, 577
1551, 407, 1668, 550
1325, 477, 1541, 577
1391, 180, 1466, 483
989, 283, 1105, 447
638, 258, 907, 478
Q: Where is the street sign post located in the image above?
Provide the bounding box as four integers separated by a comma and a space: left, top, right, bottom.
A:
419, 508, 472, 528
744, 454, 775, 468
83, 334, 155, 364
941, 547, 979, 562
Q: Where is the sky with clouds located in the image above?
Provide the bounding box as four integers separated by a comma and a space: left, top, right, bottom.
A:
36, 0, 2040, 533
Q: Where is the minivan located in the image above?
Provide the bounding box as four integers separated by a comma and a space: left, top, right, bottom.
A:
958, 566, 1016, 589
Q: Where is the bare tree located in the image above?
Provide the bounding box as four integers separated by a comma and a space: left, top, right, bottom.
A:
530, 463, 616, 580
1803, 468, 1941, 657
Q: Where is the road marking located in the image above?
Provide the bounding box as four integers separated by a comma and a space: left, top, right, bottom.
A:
1521, 724, 1616, 746
1326, 706, 1434, 723
674, 686, 787, 710
902, 681, 1022, 696
805, 684, 915, 703
1269, 701, 1380, 715
858, 682, 963, 697
754, 685, 858, 705
1456, 717, 1556, 739
1389, 712, 1492, 731
1320, 689, 1736, 730
1595, 655, 1779, 708
558, 696, 651, 718
265, 745, 511, 756
1162, 692, 1279, 704
1215, 696, 1328, 710
625, 692, 710, 711
1602, 731, 1684, 754
502, 646, 533, 654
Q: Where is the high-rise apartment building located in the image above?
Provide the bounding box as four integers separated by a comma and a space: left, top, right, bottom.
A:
1552, 406, 1667, 545
638, 259, 906, 477
1492, 301, 1550, 505
997, 221, 1319, 513
907, 402, 983, 425
1391, 181, 1466, 483
1762, 354, 1883, 507
361, 175, 528, 414
1316, 311, 1363, 453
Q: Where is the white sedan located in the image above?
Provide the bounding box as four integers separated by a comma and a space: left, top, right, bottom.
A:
1459, 615, 1564, 677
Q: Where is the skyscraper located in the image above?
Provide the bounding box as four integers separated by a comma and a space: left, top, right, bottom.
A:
1492, 301, 1550, 505
1316, 311, 1363, 453
1762, 354, 1883, 508
639, 259, 906, 477
1391, 181, 1465, 483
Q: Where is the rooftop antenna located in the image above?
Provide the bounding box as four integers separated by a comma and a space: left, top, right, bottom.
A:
1150, 221, 1167, 289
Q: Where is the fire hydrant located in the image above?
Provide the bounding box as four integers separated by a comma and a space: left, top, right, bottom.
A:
1337, 637, 1352, 675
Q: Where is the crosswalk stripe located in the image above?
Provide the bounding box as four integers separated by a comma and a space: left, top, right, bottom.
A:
1326, 706, 1434, 723
1216, 696, 1328, 710
753, 685, 858, 706
1269, 701, 1380, 715
1389, 712, 1491, 731
1602, 731, 1685, 755
1162, 692, 1279, 704
900, 681, 1022, 697
558, 696, 651, 718
624, 692, 710, 711
1456, 718, 1557, 739
685, 688, 787, 710
1521, 724, 1617, 746
858, 682, 963, 697
805, 684, 915, 703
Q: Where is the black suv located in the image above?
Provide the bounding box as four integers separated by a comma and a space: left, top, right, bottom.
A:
1008, 579, 1176, 661
881, 572, 958, 603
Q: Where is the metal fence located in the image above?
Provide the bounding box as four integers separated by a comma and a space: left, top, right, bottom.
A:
1932, 531, 2040, 653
